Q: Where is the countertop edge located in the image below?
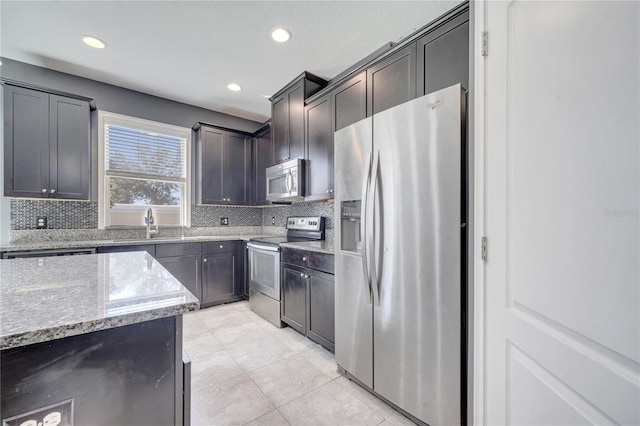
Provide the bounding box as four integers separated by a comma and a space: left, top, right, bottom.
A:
0, 301, 199, 351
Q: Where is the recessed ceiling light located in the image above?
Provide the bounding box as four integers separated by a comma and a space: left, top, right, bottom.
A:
82, 36, 106, 49
271, 28, 291, 43
227, 83, 242, 92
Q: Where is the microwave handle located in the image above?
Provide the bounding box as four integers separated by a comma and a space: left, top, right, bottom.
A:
285, 170, 293, 193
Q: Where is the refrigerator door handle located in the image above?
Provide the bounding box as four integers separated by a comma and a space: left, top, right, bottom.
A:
360, 152, 372, 302
369, 150, 381, 306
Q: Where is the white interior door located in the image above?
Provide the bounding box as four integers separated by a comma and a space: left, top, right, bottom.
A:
483, 1, 639, 424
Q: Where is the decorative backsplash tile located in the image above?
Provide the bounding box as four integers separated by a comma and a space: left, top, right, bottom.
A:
10, 199, 98, 230
262, 201, 335, 230
9, 199, 335, 240
192, 205, 262, 227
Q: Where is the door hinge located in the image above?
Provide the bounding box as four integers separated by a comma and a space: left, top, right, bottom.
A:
481, 236, 488, 261
481, 31, 488, 57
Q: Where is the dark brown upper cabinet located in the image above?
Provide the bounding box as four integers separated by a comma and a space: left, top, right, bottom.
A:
333, 71, 367, 132
4, 85, 90, 199
304, 93, 334, 201
366, 43, 417, 116
270, 72, 327, 165
194, 122, 252, 206
253, 123, 272, 206
417, 10, 470, 96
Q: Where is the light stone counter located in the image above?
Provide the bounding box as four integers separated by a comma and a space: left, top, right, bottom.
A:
279, 239, 335, 254
0, 252, 199, 350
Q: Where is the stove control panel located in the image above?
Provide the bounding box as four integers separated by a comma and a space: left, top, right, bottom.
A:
286, 216, 325, 231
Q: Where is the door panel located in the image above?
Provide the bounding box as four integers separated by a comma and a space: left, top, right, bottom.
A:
367, 43, 416, 116
484, 1, 640, 424
288, 84, 305, 160
334, 71, 367, 131
50, 95, 89, 199
308, 270, 335, 350
272, 96, 288, 163
334, 117, 373, 388
202, 252, 236, 305
305, 95, 333, 199
157, 255, 201, 302
200, 128, 224, 204
224, 133, 249, 204
254, 126, 272, 205
281, 264, 307, 334
372, 88, 463, 425
4, 86, 49, 197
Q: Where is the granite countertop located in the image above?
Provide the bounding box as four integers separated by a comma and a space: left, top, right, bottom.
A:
280, 239, 335, 254
0, 252, 199, 350
0, 234, 271, 253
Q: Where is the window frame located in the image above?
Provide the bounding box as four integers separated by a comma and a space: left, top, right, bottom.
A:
98, 111, 191, 229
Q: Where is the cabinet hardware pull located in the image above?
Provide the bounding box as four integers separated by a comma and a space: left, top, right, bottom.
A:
203, 259, 207, 262
300, 273, 304, 277
41, 188, 48, 193
220, 245, 223, 248
50, 189, 56, 194
302, 256, 309, 261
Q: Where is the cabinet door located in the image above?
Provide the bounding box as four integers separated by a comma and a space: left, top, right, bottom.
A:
417, 13, 469, 96
333, 71, 367, 131
200, 127, 224, 204
224, 133, 250, 204
305, 94, 333, 200
272, 95, 289, 164
49, 95, 90, 199
3, 85, 50, 198
307, 270, 335, 352
254, 125, 272, 205
202, 252, 237, 305
157, 255, 201, 301
281, 264, 307, 335
367, 43, 417, 116
287, 84, 305, 160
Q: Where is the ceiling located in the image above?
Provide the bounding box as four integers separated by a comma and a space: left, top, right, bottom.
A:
0, 1, 461, 123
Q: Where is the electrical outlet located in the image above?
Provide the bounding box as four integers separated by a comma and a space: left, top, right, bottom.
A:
272, 217, 275, 225
36, 217, 47, 229
220, 217, 229, 226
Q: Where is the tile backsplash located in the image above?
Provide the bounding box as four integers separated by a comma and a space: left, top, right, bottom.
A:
9, 199, 334, 234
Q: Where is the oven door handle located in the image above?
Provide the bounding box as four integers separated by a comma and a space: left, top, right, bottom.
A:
247, 242, 281, 252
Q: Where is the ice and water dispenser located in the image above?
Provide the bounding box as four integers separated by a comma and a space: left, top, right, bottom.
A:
340, 200, 362, 253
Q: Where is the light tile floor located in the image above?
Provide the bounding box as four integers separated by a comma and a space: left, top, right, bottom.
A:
184, 301, 416, 426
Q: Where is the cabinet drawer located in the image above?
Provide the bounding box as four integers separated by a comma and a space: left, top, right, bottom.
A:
202, 241, 237, 254
97, 244, 156, 256
282, 248, 334, 274
156, 242, 202, 258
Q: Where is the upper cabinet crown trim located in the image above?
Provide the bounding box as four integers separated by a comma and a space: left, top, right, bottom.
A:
269, 71, 328, 101
1, 78, 97, 110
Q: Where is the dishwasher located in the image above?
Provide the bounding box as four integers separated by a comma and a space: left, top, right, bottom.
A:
2, 248, 96, 259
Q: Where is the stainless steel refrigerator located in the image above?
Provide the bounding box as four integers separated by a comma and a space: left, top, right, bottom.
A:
334, 84, 466, 426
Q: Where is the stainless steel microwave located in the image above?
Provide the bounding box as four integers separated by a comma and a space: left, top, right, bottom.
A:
266, 159, 305, 202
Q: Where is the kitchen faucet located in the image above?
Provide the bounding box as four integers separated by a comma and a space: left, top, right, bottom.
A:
145, 207, 158, 239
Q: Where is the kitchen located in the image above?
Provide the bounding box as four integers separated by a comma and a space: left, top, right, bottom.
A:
1, 1, 638, 426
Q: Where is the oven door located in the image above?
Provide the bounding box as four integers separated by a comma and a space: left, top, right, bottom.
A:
247, 243, 281, 300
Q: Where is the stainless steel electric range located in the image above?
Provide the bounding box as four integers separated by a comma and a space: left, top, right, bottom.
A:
247, 216, 325, 327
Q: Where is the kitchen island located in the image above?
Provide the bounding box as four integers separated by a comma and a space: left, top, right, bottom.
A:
0, 252, 199, 426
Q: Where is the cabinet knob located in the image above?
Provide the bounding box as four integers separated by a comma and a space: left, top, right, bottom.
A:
305, 274, 310, 279
203, 258, 207, 263
302, 255, 309, 262
220, 245, 224, 248
329, 189, 334, 194
50, 189, 56, 194
41, 188, 48, 193
300, 273, 304, 277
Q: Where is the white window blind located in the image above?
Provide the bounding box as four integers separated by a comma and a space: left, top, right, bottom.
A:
105, 124, 186, 181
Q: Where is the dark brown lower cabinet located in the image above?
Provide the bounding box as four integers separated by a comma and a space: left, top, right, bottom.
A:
202, 242, 242, 307
281, 248, 335, 352
157, 255, 201, 301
